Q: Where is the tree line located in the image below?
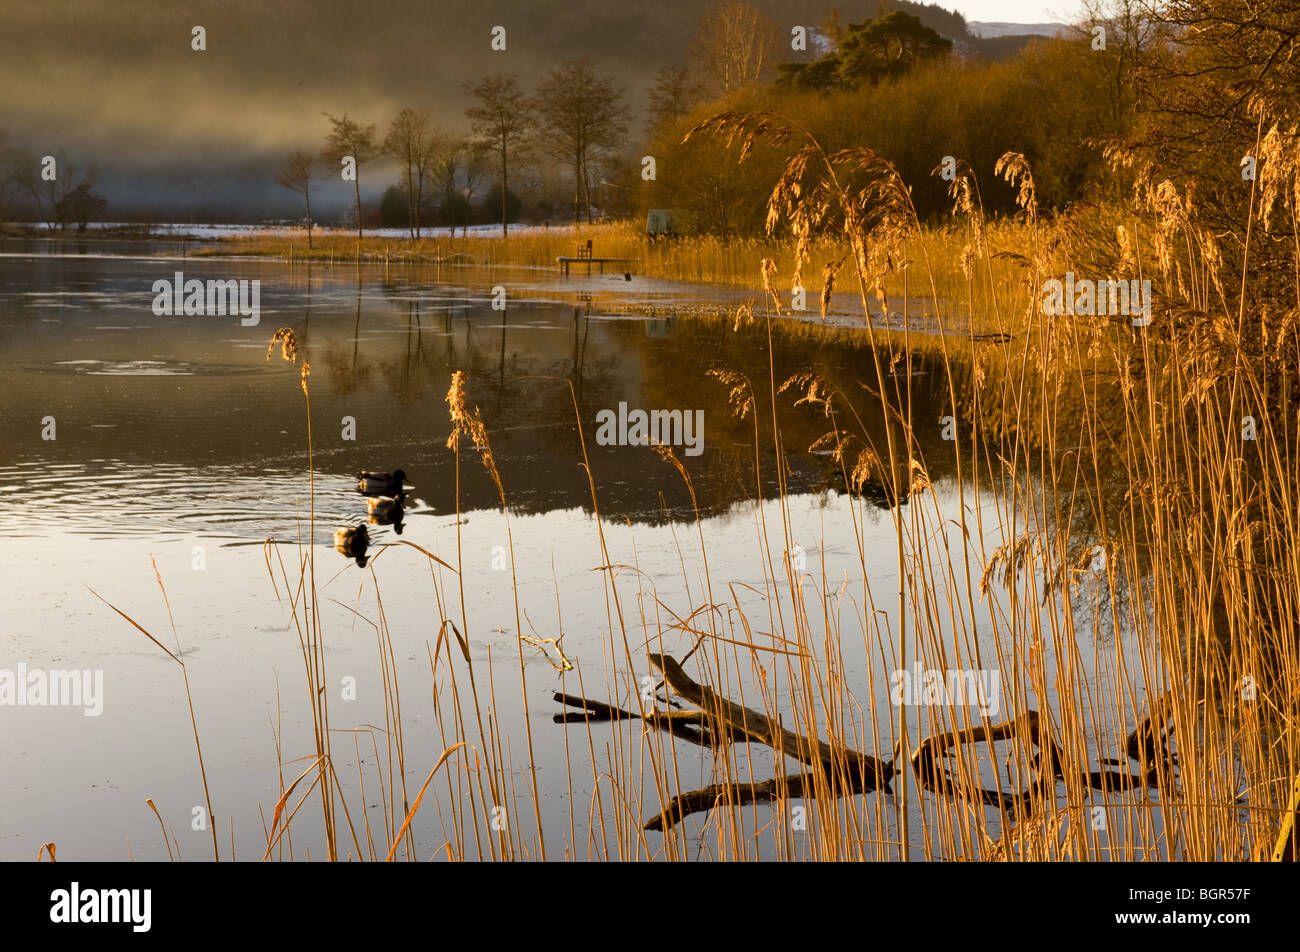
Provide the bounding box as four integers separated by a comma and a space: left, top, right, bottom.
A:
0, 137, 108, 233
277, 56, 630, 244
641, 0, 1300, 247
0, 0, 991, 238
281, 0, 1043, 240
13, 0, 1270, 246
274, 0, 813, 240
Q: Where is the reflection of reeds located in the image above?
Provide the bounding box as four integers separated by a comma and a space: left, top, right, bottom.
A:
266, 326, 338, 860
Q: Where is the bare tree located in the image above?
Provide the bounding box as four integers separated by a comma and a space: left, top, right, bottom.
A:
275, 150, 316, 248
321, 113, 379, 239
646, 66, 702, 136
383, 108, 441, 240
0, 130, 21, 222
0, 179, 23, 227
56, 182, 108, 233
1076, 0, 1155, 125
464, 75, 533, 236
429, 137, 484, 237
533, 58, 629, 224
689, 0, 780, 97
15, 149, 91, 231
463, 145, 489, 216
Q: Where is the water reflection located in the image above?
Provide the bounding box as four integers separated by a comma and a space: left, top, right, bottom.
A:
365, 493, 406, 533
0, 255, 973, 540
333, 522, 370, 566
0, 248, 1142, 861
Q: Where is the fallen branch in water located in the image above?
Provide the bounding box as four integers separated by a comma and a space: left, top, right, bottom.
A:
643, 653, 896, 831
644, 773, 820, 832
552, 691, 743, 748
649, 653, 895, 783
555, 658, 1176, 838
906, 705, 1174, 821
552, 692, 638, 723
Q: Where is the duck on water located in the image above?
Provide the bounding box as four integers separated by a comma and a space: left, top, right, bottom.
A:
356, 469, 405, 495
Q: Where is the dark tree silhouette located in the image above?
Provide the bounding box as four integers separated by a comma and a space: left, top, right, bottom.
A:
55, 182, 107, 233
465, 75, 532, 237
321, 113, 379, 239
777, 11, 951, 90
275, 150, 316, 248
532, 58, 628, 224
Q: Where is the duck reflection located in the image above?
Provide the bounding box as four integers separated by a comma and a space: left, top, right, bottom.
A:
366, 492, 405, 534
334, 522, 370, 566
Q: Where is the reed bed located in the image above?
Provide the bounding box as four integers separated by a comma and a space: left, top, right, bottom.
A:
93, 110, 1300, 863
195, 220, 1031, 336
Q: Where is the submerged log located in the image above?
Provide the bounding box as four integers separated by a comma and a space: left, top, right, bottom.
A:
645, 773, 818, 832
555, 660, 1174, 837
648, 653, 896, 790
906, 707, 1167, 818
551, 691, 743, 747
1101, 688, 1178, 784
552, 691, 639, 723
904, 712, 1042, 813
641, 653, 895, 831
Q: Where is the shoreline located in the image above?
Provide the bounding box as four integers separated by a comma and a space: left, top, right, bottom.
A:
1, 228, 960, 334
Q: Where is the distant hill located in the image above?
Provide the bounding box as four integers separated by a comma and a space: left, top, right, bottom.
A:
812, 1, 1070, 61
968, 21, 1072, 39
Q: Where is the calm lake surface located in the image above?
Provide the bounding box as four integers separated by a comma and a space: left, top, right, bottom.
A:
0, 240, 1147, 860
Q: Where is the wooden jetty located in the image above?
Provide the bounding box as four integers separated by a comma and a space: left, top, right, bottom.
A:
557, 238, 635, 276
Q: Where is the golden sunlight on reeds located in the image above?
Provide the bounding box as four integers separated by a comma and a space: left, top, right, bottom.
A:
88, 108, 1300, 866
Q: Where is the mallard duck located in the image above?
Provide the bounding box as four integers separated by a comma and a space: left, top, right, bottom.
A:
334, 523, 369, 566
367, 493, 405, 525
356, 469, 406, 494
